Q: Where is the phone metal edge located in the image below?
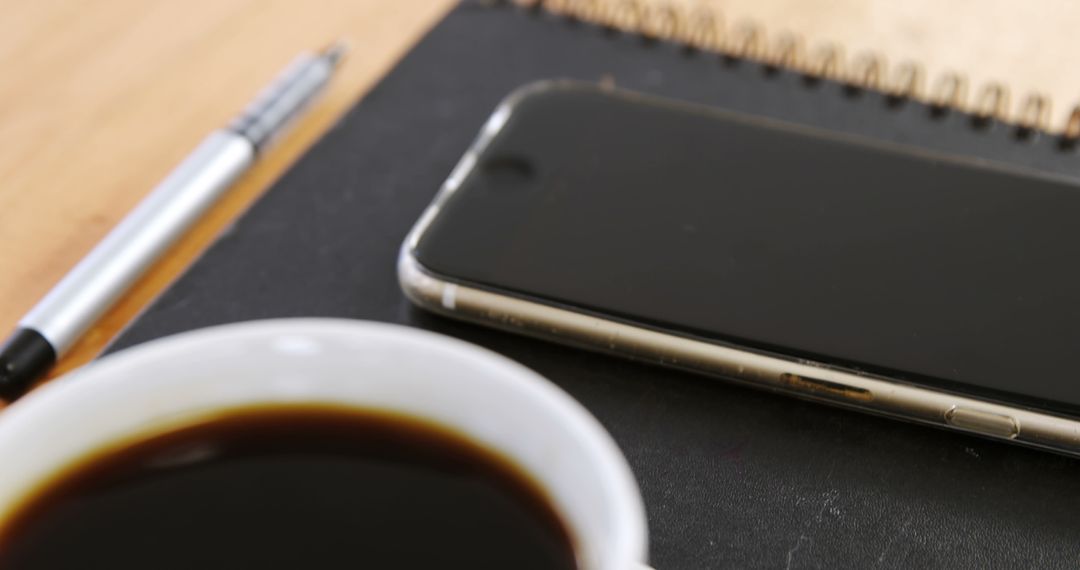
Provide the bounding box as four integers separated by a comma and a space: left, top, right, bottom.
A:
399, 251, 1080, 456
398, 79, 1080, 456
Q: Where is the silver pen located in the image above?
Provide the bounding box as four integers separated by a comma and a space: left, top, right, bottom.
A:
0, 42, 346, 401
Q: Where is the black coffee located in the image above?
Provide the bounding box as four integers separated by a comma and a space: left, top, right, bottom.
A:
0, 406, 578, 569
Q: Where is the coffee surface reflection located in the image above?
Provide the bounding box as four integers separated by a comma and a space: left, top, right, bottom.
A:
0, 406, 578, 569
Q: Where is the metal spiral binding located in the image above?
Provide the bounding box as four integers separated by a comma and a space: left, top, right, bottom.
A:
509, 0, 1080, 149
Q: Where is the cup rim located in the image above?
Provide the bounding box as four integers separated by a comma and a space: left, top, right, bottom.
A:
0, 319, 648, 569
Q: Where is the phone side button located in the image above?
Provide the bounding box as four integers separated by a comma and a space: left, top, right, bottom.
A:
944, 406, 1019, 439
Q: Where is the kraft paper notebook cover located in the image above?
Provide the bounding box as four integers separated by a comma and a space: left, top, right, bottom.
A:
108, 2, 1080, 567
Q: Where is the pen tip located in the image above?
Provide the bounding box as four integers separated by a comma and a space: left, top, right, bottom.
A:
0, 329, 56, 402
320, 39, 349, 68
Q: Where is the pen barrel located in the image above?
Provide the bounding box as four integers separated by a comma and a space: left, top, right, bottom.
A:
228, 52, 335, 151
20, 131, 254, 354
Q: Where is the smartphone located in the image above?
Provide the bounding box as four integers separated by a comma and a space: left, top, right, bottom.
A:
400, 80, 1080, 455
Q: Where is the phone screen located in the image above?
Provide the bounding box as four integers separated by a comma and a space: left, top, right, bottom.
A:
414, 84, 1080, 415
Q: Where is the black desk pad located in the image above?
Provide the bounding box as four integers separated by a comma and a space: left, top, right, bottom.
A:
109, 3, 1080, 567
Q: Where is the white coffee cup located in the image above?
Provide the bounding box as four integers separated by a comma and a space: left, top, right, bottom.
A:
0, 319, 649, 570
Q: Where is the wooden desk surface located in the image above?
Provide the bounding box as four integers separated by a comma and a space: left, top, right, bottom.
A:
2, 0, 1078, 390
0, 0, 456, 384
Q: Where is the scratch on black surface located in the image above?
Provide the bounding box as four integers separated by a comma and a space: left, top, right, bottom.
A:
164, 294, 193, 313
876, 515, 913, 566
785, 458, 842, 568
785, 534, 811, 569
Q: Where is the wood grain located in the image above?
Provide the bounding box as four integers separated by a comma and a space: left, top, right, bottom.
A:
2, 0, 1078, 396
0, 0, 456, 390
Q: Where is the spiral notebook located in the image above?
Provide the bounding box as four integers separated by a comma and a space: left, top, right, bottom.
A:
108, 1, 1080, 567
